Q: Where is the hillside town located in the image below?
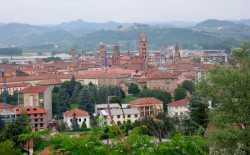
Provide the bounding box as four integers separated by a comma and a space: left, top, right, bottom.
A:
0, 31, 249, 155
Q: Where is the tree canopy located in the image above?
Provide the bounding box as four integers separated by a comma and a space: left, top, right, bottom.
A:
197, 41, 250, 154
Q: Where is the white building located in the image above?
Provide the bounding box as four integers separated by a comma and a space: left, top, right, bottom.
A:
63, 109, 90, 129
99, 108, 140, 126
168, 98, 189, 118
94, 103, 130, 116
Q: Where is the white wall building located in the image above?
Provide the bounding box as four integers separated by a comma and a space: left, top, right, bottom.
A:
99, 108, 140, 126
63, 109, 90, 129
168, 98, 189, 118
94, 103, 130, 116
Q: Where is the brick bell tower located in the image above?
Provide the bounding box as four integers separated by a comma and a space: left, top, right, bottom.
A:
139, 32, 149, 61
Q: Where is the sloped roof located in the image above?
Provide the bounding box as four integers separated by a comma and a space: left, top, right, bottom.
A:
37, 79, 62, 85
0, 103, 14, 109
169, 98, 189, 107
0, 82, 30, 89
64, 108, 89, 117
130, 97, 163, 105
18, 86, 48, 93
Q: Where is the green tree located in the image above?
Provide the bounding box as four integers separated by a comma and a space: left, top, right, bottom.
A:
0, 117, 5, 132
197, 42, 250, 154
188, 95, 209, 136
174, 88, 186, 101
0, 140, 21, 155
58, 88, 70, 115
71, 113, 79, 130
128, 83, 140, 96
79, 87, 93, 113
182, 80, 195, 93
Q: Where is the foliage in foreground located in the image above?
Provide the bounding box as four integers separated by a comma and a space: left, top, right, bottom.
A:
197, 41, 250, 154
37, 127, 209, 155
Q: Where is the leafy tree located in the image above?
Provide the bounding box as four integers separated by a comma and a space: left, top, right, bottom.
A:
188, 95, 209, 136
182, 80, 195, 93
0, 91, 18, 105
71, 113, 79, 130
197, 42, 250, 154
81, 121, 87, 130
57, 88, 70, 116
79, 87, 93, 113
0, 140, 21, 155
52, 92, 59, 115
174, 87, 186, 101
128, 83, 140, 96
0, 117, 5, 132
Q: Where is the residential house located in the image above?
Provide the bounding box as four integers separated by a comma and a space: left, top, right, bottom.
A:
15, 106, 47, 131
18, 86, 52, 121
98, 108, 140, 126
130, 97, 163, 118
63, 109, 90, 129
168, 98, 189, 118
94, 103, 130, 116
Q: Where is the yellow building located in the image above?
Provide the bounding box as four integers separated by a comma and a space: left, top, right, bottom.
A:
18, 86, 52, 121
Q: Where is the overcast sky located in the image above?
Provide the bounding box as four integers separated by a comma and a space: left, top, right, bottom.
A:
0, 0, 250, 25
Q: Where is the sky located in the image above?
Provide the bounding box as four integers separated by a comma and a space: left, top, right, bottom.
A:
0, 0, 250, 25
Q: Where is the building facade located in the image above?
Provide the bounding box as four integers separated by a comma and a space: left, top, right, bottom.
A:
63, 108, 90, 129
18, 86, 52, 121
130, 97, 163, 118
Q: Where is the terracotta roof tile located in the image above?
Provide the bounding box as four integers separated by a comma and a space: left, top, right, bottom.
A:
64, 108, 89, 117
0, 103, 14, 109
0, 82, 30, 89
130, 97, 163, 105
18, 86, 48, 93
169, 98, 189, 107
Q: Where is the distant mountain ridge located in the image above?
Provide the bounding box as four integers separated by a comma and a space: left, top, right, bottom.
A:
0, 19, 250, 51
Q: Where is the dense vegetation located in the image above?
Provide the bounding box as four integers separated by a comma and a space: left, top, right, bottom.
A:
52, 77, 125, 116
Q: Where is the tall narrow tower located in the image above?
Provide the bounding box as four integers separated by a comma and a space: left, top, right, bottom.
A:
113, 44, 120, 64
173, 44, 181, 63
139, 32, 149, 61
71, 48, 77, 65
99, 44, 106, 60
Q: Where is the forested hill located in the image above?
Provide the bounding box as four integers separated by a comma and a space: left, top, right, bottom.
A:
0, 19, 250, 51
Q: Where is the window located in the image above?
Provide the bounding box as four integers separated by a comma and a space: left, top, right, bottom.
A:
70, 119, 72, 122
117, 115, 120, 118
127, 115, 131, 118
135, 114, 138, 118
84, 118, 86, 121
79, 119, 81, 122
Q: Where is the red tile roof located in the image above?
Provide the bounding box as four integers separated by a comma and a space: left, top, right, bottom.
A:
15, 106, 47, 114
64, 108, 89, 117
169, 98, 189, 107
0, 103, 15, 109
37, 79, 62, 85
146, 70, 176, 79
130, 97, 163, 105
18, 86, 48, 93
0, 82, 30, 89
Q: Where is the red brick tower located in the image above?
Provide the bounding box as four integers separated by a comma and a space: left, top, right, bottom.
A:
139, 32, 149, 61
71, 48, 77, 65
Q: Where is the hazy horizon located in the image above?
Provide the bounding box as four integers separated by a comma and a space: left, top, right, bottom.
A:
1, 0, 250, 25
